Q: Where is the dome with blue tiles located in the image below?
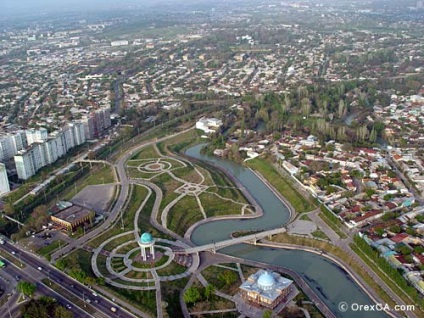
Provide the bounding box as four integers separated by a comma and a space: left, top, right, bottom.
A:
257, 271, 276, 290
140, 232, 153, 244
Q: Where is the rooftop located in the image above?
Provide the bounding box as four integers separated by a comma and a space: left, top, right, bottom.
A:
52, 205, 93, 223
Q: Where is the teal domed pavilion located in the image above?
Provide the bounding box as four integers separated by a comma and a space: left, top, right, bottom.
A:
138, 232, 155, 261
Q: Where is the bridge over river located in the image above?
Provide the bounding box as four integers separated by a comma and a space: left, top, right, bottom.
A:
181, 227, 286, 254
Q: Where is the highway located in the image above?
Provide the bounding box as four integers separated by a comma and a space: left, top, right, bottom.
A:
0, 243, 135, 318
0, 263, 88, 318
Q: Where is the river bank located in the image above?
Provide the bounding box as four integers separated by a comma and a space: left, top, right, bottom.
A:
184, 143, 388, 318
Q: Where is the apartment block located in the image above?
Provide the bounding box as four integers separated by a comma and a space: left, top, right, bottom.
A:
0, 163, 10, 196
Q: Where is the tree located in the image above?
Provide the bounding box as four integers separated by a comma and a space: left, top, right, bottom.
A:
55, 259, 68, 271
87, 151, 96, 160
262, 310, 273, 318
69, 269, 86, 283
84, 276, 96, 287
31, 205, 50, 230
55, 306, 73, 318
183, 287, 201, 305
364, 188, 376, 198
17, 281, 37, 297
3, 201, 15, 215
96, 276, 106, 285
204, 284, 215, 301
218, 270, 238, 286
21, 299, 49, 318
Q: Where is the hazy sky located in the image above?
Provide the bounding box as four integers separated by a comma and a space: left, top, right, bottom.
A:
0, 0, 144, 16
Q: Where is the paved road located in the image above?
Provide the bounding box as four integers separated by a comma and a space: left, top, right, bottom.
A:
0, 243, 136, 318
0, 263, 90, 318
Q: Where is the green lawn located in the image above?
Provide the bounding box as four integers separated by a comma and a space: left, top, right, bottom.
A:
156, 129, 200, 155
83, 164, 116, 185
167, 196, 203, 236
300, 214, 312, 221
155, 261, 187, 276
130, 145, 160, 160
36, 240, 66, 261
169, 166, 204, 184
311, 230, 329, 240
199, 192, 245, 217
247, 158, 316, 213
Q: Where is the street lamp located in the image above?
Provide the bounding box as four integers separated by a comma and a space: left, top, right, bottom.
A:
18, 252, 23, 268
83, 291, 86, 307
47, 269, 51, 285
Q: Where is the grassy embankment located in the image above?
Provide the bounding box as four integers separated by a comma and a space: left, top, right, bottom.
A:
246, 158, 316, 213
319, 204, 348, 239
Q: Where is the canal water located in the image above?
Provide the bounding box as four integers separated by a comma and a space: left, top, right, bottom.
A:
185, 143, 387, 318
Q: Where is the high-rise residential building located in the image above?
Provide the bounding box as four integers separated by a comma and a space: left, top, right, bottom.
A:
81, 108, 111, 140
49, 131, 66, 158
0, 136, 10, 162
0, 131, 27, 162
15, 149, 36, 180
0, 163, 10, 196
43, 139, 59, 164
68, 122, 86, 146
15, 143, 46, 180
82, 116, 96, 140
32, 143, 46, 171
13, 123, 87, 180
61, 127, 75, 152
10, 131, 27, 154
26, 128, 48, 146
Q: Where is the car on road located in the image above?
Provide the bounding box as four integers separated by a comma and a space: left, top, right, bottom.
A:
11, 251, 15, 255
37, 266, 42, 271
66, 304, 72, 309
85, 298, 91, 304
92, 291, 98, 297
94, 299, 99, 304
111, 307, 117, 312
14, 275, 20, 281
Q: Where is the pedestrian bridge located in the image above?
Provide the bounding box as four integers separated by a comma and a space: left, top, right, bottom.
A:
182, 227, 286, 254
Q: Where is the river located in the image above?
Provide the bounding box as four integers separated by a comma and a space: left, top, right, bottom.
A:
185, 143, 387, 318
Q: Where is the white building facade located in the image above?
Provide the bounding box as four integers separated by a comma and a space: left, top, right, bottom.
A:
0, 163, 10, 196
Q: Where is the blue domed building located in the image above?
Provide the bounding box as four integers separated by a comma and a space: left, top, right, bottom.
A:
239, 269, 294, 309
137, 232, 155, 261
